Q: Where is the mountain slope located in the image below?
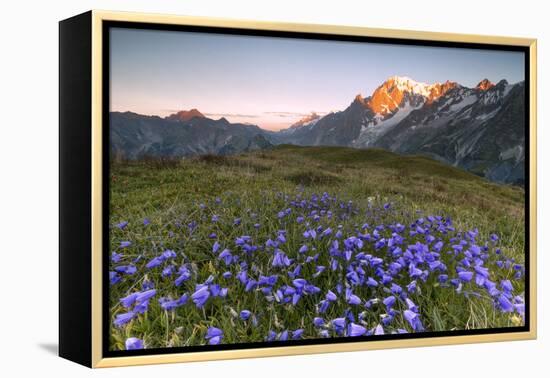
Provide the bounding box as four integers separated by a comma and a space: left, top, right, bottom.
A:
165, 108, 205, 122
109, 76, 525, 185
276, 76, 525, 184
374, 80, 525, 184
110, 111, 272, 159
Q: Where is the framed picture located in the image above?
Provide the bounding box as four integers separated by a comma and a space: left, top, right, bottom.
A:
59, 10, 537, 368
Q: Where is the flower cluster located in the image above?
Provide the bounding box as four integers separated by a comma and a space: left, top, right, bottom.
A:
110, 190, 525, 350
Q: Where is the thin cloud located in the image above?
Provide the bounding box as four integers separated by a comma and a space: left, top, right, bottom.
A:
160, 109, 328, 120
204, 113, 260, 118
161, 108, 187, 114
161, 109, 260, 118
263, 111, 328, 118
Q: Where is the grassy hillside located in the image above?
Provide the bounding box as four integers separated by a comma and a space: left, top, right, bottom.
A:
109, 145, 525, 351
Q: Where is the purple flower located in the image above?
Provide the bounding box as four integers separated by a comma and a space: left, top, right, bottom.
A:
125, 337, 143, 350
383, 295, 396, 309
120, 292, 139, 308
218, 249, 233, 265
474, 265, 489, 278
403, 310, 424, 332
299, 245, 308, 254
313, 317, 325, 327
332, 317, 346, 333
175, 269, 192, 286
458, 271, 474, 282
240, 310, 252, 320
346, 288, 361, 305
162, 265, 174, 277
245, 279, 257, 292
145, 256, 164, 269
303, 229, 317, 239
109, 272, 121, 285
390, 283, 403, 295
114, 265, 136, 275
318, 300, 330, 313
222, 271, 232, 279
272, 250, 291, 267
321, 228, 332, 238
349, 322, 367, 337
162, 250, 176, 259
205, 327, 223, 345
405, 298, 418, 312
191, 286, 210, 308
258, 275, 278, 286
292, 329, 304, 339
136, 289, 157, 303
501, 279, 513, 293
235, 235, 252, 245
366, 277, 378, 287
304, 284, 320, 295
116, 221, 128, 230
498, 295, 514, 312
159, 298, 178, 311
212, 241, 220, 253
374, 324, 385, 335
141, 281, 154, 292
114, 311, 135, 327
119, 241, 131, 248
326, 290, 337, 302
266, 330, 277, 341
177, 294, 189, 305
111, 251, 123, 263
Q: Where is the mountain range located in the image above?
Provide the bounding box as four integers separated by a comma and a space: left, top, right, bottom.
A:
110, 76, 525, 185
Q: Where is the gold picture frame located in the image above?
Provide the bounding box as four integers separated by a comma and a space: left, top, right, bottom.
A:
59, 9, 537, 368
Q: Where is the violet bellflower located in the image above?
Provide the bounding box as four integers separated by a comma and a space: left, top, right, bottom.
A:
125, 337, 143, 350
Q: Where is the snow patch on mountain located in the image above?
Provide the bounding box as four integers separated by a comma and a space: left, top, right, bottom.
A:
354, 102, 421, 147
449, 94, 478, 112
500, 145, 523, 163
476, 107, 501, 121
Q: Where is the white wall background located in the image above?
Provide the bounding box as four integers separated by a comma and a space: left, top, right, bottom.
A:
1, 0, 547, 376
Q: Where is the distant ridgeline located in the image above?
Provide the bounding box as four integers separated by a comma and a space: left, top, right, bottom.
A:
110, 76, 525, 185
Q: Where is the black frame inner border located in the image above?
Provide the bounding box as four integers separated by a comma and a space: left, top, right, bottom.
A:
101, 19, 531, 358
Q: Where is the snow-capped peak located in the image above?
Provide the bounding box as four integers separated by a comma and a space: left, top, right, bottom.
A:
384, 76, 433, 97
476, 78, 495, 91
364, 76, 459, 116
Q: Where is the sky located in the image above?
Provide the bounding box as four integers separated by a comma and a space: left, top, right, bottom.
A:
110, 27, 525, 131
